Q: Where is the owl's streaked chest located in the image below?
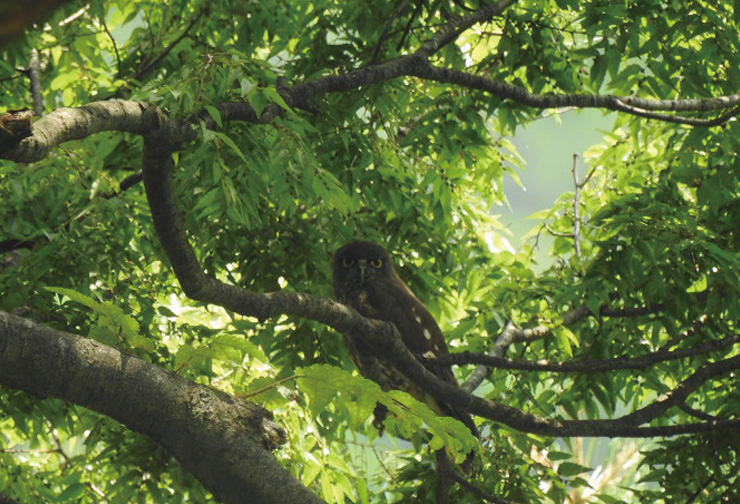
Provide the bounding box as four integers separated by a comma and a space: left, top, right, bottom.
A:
351, 289, 380, 318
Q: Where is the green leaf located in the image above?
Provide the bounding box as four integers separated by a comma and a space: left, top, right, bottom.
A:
263, 87, 291, 111
58, 482, 87, 502
45, 287, 99, 310
558, 462, 592, 477
547, 450, 573, 462
204, 105, 223, 128
214, 132, 247, 162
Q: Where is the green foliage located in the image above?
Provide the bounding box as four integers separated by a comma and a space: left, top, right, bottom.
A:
2, 0, 740, 502
45, 286, 150, 351
298, 364, 477, 462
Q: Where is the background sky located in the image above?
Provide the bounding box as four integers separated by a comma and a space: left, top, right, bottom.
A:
503, 109, 617, 260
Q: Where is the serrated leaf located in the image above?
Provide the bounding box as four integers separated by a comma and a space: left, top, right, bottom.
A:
88, 325, 118, 346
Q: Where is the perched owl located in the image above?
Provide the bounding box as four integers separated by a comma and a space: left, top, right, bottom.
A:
332, 240, 478, 437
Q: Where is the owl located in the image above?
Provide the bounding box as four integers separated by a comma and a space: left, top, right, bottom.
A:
332, 240, 478, 437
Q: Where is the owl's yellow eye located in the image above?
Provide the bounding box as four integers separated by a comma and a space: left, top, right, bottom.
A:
370, 258, 383, 268
342, 258, 354, 267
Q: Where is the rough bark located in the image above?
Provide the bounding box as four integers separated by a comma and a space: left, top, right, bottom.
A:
0, 311, 326, 504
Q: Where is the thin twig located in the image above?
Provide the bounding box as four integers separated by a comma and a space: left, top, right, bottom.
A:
684, 476, 715, 504
370, 0, 413, 64
544, 223, 574, 238
678, 402, 718, 422
100, 16, 122, 77
240, 375, 297, 398
450, 471, 519, 504
439, 335, 740, 373
572, 153, 581, 258
133, 9, 205, 81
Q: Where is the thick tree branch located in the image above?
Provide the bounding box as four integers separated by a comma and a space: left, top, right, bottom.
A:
2, 101, 193, 163
2, 99, 736, 440
0, 0, 736, 448
28, 49, 43, 116
0, 311, 326, 504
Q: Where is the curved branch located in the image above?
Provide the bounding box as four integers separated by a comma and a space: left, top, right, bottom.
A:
3, 99, 734, 440
440, 335, 739, 373
0, 311, 325, 504
619, 354, 740, 426
462, 319, 518, 393
416, 0, 518, 56
138, 125, 740, 438
2, 101, 193, 163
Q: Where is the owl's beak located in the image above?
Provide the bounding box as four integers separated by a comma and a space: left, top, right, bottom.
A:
358, 259, 367, 285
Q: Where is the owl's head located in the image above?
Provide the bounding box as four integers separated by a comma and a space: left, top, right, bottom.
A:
333, 240, 395, 288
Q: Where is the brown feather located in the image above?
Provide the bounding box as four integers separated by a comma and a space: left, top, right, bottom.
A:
333, 241, 478, 438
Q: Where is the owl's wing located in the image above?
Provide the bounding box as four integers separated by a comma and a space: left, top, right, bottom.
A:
365, 276, 478, 437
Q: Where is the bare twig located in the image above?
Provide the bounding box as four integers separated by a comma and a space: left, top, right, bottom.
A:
449, 472, 519, 504
58, 5, 90, 26
544, 223, 574, 238
572, 153, 581, 258
684, 476, 715, 504
396, 0, 425, 52
240, 375, 297, 398
29, 49, 43, 116
100, 16, 122, 77
101, 170, 143, 199
417, 0, 518, 56
370, 0, 414, 64
132, 9, 205, 81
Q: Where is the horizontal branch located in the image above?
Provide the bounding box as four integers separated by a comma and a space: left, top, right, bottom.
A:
439, 335, 739, 373
2, 101, 194, 163
409, 64, 740, 126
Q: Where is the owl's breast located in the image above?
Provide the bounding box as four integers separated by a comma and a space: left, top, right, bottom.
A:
353, 289, 379, 317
